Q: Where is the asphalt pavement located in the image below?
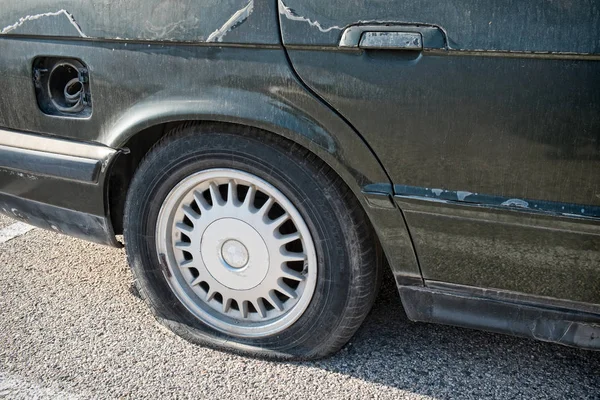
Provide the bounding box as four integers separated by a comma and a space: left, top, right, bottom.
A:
0, 214, 598, 399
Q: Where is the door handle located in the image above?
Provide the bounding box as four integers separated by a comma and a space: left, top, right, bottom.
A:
339, 25, 445, 51
359, 31, 422, 50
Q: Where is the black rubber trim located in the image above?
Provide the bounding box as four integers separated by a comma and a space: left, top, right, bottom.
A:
0, 192, 121, 247
400, 286, 600, 350
0, 144, 101, 183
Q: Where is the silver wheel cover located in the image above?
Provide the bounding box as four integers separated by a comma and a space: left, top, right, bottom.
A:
156, 168, 317, 337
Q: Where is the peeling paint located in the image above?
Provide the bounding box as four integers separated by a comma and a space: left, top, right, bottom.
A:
0, 9, 87, 37
501, 199, 529, 208
394, 184, 599, 219
457, 191, 472, 201
100, 159, 110, 173
0, 169, 38, 180
401, 195, 451, 204
206, 0, 254, 42
278, 0, 342, 33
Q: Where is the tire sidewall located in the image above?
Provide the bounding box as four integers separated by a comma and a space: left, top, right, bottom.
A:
125, 127, 366, 357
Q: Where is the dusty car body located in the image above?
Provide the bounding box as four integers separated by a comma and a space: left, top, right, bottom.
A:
0, 0, 598, 357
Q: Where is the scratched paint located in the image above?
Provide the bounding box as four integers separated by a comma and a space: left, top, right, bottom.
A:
0, 0, 276, 44
280, 1, 600, 209
394, 185, 600, 219
207, 0, 254, 42
0, 9, 87, 37
278, 0, 342, 33
279, 0, 600, 54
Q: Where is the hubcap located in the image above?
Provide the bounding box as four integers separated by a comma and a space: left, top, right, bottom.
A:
221, 239, 249, 269
155, 168, 317, 337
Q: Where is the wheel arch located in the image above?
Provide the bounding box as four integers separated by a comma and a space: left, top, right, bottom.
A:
104, 91, 388, 231
104, 92, 389, 185
104, 92, 422, 284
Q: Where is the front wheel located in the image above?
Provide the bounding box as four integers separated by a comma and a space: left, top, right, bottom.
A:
124, 123, 381, 359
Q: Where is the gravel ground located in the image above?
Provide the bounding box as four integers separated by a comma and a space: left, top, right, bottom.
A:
0, 224, 599, 399
0, 215, 13, 230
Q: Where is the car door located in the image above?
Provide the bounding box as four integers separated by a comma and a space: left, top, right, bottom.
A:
279, 0, 600, 305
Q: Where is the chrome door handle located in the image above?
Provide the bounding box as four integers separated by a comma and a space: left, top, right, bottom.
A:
339, 25, 445, 50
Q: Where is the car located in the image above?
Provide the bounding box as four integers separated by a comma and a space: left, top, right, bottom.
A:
0, 0, 598, 359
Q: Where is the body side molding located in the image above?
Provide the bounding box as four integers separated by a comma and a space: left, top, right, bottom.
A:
400, 285, 600, 350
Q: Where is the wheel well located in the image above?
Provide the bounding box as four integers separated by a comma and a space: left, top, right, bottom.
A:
108, 119, 393, 304
108, 122, 173, 234
109, 121, 273, 233
107, 120, 377, 239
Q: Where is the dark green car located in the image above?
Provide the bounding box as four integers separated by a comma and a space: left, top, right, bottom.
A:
0, 0, 598, 358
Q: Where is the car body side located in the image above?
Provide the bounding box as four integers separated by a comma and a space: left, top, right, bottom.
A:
0, 0, 598, 349
0, 0, 419, 281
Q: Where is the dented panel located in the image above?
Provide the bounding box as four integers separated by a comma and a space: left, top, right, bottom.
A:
0, 0, 278, 44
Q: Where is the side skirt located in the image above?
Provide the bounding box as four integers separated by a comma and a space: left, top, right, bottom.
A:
0, 192, 120, 247
399, 285, 600, 350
